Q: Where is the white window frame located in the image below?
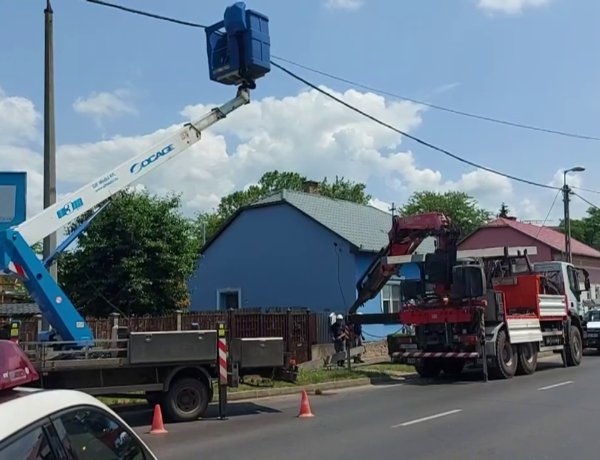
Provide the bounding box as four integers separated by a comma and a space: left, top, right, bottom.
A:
381, 281, 402, 314
216, 288, 242, 310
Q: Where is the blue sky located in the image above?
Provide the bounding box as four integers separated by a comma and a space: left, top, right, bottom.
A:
1, 0, 600, 227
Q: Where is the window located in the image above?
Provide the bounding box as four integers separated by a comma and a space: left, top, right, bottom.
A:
382, 283, 401, 314
0, 425, 56, 459
52, 407, 146, 460
217, 289, 241, 310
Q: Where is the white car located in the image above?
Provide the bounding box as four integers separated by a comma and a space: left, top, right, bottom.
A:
0, 340, 157, 459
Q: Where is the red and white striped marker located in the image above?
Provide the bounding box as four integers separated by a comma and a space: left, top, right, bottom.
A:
395, 351, 479, 359
218, 336, 228, 385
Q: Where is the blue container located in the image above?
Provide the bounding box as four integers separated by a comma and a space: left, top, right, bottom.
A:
206, 2, 270, 87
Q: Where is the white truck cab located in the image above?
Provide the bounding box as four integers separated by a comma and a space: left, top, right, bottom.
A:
532, 261, 591, 319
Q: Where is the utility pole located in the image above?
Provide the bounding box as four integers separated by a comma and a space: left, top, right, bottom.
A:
44, 0, 57, 281
563, 166, 585, 264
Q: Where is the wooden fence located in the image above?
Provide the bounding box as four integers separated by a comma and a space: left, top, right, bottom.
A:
17, 309, 333, 363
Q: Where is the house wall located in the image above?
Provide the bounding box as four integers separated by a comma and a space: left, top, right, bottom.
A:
459, 227, 553, 261
189, 204, 356, 312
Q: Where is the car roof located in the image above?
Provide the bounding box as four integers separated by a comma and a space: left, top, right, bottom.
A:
0, 388, 123, 440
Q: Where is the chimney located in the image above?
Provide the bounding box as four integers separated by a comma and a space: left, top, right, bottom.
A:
303, 180, 320, 195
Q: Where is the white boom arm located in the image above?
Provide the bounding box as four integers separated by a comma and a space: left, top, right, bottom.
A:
15, 88, 250, 246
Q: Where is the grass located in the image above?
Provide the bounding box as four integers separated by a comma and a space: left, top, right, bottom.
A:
97, 361, 415, 406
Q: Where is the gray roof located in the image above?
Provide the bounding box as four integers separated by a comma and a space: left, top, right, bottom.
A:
253, 190, 393, 252
0, 303, 40, 317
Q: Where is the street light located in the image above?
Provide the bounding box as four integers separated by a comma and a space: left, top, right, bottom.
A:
563, 166, 585, 263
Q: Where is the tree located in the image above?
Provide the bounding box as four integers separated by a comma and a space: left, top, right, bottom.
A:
558, 206, 600, 250
58, 190, 199, 317
498, 202, 510, 218
400, 191, 491, 237
199, 170, 372, 243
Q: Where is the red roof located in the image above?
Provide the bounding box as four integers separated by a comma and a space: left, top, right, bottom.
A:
484, 218, 600, 258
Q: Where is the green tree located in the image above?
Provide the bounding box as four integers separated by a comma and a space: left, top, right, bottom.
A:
199, 170, 372, 243
58, 190, 199, 317
559, 206, 600, 250
498, 202, 510, 218
400, 191, 491, 237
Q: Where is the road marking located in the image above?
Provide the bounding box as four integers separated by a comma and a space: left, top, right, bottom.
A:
392, 409, 462, 428
538, 381, 574, 391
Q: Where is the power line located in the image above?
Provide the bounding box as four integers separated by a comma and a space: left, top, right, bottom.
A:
85, 0, 600, 195
270, 56, 600, 142
271, 61, 557, 191
573, 192, 600, 211
572, 185, 600, 195
536, 188, 561, 238
86, 0, 600, 143
86, 0, 207, 28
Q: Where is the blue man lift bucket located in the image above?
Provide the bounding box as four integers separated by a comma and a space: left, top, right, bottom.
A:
206, 1, 270, 88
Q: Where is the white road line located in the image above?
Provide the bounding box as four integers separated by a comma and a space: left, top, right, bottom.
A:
538, 381, 574, 391
392, 409, 462, 428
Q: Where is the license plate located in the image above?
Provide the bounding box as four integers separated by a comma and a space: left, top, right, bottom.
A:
406, 357, 417, 364
588, 333, 599, 338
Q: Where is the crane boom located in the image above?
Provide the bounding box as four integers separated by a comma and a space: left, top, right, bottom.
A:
0, 88, 250, 345
348, 212, 458, 315
16, 88, 250, 246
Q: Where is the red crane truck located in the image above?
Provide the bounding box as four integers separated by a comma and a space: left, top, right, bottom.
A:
348, 212, 589, 380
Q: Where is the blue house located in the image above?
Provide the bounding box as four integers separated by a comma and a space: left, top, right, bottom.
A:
188, 188, 431, 338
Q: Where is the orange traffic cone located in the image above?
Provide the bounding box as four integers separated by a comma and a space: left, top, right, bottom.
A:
297, 390, 314, 418
148, 404, 168, 434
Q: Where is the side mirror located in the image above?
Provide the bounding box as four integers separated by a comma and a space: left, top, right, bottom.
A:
585, 278, 591, 291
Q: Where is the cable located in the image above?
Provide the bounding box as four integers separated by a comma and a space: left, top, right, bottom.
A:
271, 61, 558, 190
271, 56, 600, 143
572, 185, 600, 195
86, 0, 207, 28
535, 188, 561, 238
573, 192, 600, 211
86, 0, 600, 144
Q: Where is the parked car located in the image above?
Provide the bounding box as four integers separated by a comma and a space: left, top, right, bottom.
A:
0, 339, 157, 459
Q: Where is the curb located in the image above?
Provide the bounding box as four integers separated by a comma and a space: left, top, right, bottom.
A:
223, 372, 412, 402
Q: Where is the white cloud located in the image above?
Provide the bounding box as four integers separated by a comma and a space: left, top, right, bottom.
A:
73, 89, 137, 120
0, 87, 41, 144
0, 84, 567, 232
476, 0, 551, 15
325, 0, 363, 11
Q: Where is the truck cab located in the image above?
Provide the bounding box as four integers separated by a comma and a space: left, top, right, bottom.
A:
532, 261, 590, 320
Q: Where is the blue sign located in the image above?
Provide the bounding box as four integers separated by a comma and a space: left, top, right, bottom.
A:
0, 172, 26, 230
56, 197, 84, 219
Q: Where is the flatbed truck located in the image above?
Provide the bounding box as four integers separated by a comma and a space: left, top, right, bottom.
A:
0, 2, 286, 421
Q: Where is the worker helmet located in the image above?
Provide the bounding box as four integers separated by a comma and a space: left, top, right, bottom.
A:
336, 314, 344, 320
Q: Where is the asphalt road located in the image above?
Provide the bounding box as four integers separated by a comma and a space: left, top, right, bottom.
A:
122, 352, 600, 460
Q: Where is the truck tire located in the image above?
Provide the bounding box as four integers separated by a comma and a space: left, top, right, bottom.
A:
565, 325, 583, 367
162, 377, 209, 422
415, 358, 441, 378
490, 329, 517, 379
516, 343, 537, 375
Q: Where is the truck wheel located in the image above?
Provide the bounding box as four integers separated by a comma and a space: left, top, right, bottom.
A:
441, 359, 465, 377
565, 325, 583, 367
516, 343, 537, 375
490, 330, 517, 379
415, 358, 441, 378
163, 377, 209, 422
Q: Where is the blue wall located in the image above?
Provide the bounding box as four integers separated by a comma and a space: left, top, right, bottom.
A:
189, 204, 356, 311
